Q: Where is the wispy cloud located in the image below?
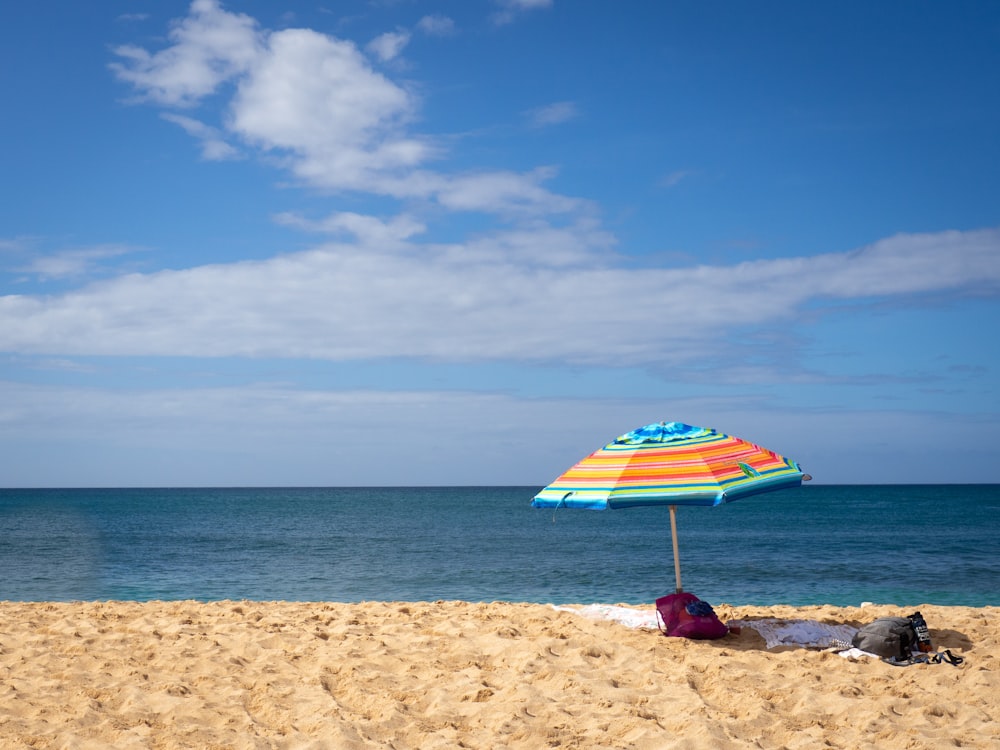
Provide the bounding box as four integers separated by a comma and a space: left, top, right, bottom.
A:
13, 244, 138, 281
491, 0, 554, 26
0, 237, 31, 255
272, 211, 426, 244
416, 14, 456, 37
0, 379, 723, 484
366, 29, 411, 62
659, 169, 695, 188
4, 356, 97, 373
1, 377, 991, 485
161, 113, 240, 160
526, 101, 578, 128
2, 228, 996, 367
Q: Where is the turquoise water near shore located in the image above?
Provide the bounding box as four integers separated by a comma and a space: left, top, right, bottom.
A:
1, 485, 997, 606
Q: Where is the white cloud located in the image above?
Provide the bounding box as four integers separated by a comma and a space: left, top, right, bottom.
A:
492, 0, 553, 26
228, 27, 428, 189
109, 0, 262, 107
416, 15, 456, 36
15, 244, 138, 280
1, 228, 997, 366
272, 211, 426, 245
431, 167, 582, 216
659, 170, 695, 188
161, 113, 240, 159
503, 0, 554, 7
366, 29, 411, 62
527, 101, 578, 127
109, 2, 597, 219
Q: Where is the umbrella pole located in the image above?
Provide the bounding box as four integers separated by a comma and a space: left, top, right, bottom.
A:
669, 504, 682, 593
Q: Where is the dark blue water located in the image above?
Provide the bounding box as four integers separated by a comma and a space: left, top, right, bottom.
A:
1, 486, 997, 606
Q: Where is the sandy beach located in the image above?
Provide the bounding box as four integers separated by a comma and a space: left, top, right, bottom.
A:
0, 600, 996, 749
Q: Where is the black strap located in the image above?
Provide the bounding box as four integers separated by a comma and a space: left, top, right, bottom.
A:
884, 649, 965, 667
932, 649, 964, 666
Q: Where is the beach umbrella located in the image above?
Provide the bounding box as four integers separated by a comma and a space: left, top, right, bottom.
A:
531, 421, 810, 593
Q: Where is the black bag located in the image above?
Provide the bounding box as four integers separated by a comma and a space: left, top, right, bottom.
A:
851, 617, 917, 658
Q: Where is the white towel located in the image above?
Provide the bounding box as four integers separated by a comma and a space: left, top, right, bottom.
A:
728, 618, 858, 650
554, 604, 659, 630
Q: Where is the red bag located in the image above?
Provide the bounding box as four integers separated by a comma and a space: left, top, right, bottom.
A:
655, 592, 729, 640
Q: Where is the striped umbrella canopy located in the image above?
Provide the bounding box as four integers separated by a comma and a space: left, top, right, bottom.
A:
531, 421, 809, 593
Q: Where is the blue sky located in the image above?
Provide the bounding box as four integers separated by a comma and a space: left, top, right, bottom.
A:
2, 0, 998, 486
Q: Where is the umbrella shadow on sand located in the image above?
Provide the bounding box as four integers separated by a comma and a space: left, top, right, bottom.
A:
918, 628, 973, 651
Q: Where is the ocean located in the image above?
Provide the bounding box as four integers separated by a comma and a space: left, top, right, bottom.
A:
1, 485, 997, 607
